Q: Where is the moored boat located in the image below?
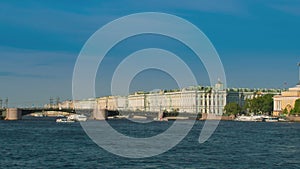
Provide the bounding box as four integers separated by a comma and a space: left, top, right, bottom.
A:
67, 114, 87, 122
262, 117, 279, 122
56, 118, 75, 123
235, 115, 263, 122
278, 118, 288, 122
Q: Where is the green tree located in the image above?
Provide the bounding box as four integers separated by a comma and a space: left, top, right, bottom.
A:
294, 99, 300, 113
290, 109, 296, 115
283, 108, 289, 115
291, 99, 300, 115
224, 102, 242, 116
244, 94, 274, 115
244, 98, 260, 114
261, 94, 274, 115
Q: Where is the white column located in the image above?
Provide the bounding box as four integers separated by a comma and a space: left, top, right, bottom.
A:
202, 93, 205, 113
215, 94, 218, 115
211, 94, 214, 114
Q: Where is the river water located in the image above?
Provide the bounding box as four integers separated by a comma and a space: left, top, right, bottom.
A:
0, 117, 300, 169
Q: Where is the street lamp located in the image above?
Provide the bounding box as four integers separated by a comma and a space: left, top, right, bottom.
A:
298, 62, 300, 82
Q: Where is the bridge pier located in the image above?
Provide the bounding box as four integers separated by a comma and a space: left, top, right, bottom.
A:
92, 109, 108, 120
5, 108, 22, 120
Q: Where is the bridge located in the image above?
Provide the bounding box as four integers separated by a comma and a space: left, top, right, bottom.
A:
0, 107, 118, 120
0, 107, 196, 121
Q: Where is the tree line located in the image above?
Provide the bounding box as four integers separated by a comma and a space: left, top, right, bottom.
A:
224, 94, 274, 116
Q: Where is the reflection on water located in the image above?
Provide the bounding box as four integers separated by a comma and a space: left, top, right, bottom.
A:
0, 117, 300, 168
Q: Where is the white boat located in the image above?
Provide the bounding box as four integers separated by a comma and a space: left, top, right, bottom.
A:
278, 118, 288, 122
76, 114, 88, 121
56, 118, 75, 123
67, 114, 87, 122
262, 117, 279, 122
235, 115, 262, 122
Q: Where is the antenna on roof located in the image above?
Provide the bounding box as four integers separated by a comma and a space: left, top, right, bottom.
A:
284, 81, 287, 89
298, 62, 300, 82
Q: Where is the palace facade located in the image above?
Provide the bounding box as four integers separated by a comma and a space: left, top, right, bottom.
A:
55, 82, 280, 115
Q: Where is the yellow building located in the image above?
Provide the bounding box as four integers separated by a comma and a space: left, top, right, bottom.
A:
273, 83, 300, 116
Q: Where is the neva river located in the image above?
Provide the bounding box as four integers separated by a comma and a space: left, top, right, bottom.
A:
1, 117, 300, 169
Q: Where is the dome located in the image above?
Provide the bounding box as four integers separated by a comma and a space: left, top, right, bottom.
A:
217, 78, 223, 84
215, 79, 224, 90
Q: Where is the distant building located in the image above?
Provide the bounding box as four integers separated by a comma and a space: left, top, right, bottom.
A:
73, 98, 96, 109
273, 83, 300, 116
97, 97, 108, 110
127, 92, 146, 111
107, 96, 118, 110
146, 90, 168, 112
56, 82, 280, 116
115, 96, 127, 110
58, 100, 74, 109
120, 81, 227, 115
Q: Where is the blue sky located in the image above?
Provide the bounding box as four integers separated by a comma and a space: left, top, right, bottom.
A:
0, 0, 300, 106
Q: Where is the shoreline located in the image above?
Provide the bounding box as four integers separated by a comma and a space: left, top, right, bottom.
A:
2, 112, 300, 122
